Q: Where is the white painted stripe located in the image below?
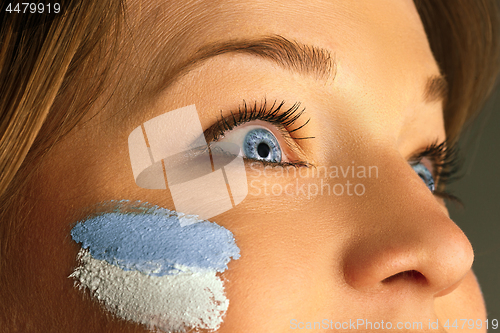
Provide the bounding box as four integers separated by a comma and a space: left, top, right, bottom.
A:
69, 249, 228, 332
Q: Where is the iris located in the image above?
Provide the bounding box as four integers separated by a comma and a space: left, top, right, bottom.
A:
243, 128, 281, 163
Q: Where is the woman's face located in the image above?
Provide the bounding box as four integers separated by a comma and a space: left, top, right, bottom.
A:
8, 0, 486, 332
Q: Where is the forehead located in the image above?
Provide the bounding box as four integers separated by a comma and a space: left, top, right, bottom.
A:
102, 0, 443, 150
123, 0, 438, 90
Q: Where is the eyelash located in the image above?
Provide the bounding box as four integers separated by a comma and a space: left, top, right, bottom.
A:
205, 99, 313, 167
205, 100, 463, 203
411, 140, 462, 203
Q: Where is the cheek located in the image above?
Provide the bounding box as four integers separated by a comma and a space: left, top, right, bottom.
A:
219, 249, 323, 332
68, 203, 240, 332
213, 205, 337, 331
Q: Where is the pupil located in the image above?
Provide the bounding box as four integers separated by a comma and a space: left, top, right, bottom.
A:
257, 143, 270, 158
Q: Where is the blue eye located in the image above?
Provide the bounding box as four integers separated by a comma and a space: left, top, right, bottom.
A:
411, 162, 435, 192
243, 128, 282, 163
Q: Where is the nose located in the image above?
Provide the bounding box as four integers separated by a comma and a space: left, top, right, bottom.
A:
342, 154, 474, 297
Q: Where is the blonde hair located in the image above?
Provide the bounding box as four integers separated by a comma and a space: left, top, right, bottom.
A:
415, 0, 500, 142
0, 1, 124, 199
0, 3, 125, 294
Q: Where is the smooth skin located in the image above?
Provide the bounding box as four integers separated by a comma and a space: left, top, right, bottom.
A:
3, 0, 485, 332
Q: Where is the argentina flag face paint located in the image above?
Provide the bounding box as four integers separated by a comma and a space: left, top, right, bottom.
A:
69, 201, 240, 332
69, 105, 246, 331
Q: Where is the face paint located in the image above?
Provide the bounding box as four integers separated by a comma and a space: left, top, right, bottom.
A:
69, 201, 240, 332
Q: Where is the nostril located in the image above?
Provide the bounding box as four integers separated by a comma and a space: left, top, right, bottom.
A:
382, 270, 427, 285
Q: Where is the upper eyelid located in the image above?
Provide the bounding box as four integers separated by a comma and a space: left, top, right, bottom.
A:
405, 142, 445, 185
407, 141, 446, 163
201, 100, 313, 166
409, 139, 461, 183
202, 99, 312, 142
203, 115, 290, 143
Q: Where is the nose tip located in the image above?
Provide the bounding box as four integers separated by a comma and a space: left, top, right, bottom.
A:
425, 227, 474, 296
342, 211, 474, 296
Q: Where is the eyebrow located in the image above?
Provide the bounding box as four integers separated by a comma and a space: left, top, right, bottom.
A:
423, 75, 448, 104
170, 35, 336, 84
164, 35, 446, 106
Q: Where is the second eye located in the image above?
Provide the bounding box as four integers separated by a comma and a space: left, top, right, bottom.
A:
411, 161, 435, 192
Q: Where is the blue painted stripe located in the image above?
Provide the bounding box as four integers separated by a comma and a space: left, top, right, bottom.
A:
71, 203, 240, 276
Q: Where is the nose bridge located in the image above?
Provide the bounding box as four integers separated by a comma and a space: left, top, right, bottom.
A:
339, 151, 473, 296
